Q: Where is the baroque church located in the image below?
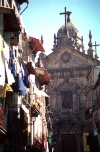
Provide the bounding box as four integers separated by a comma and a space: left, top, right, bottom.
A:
39, 7, 100, 152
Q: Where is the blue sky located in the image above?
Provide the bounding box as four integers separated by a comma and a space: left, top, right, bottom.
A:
20, 0, 100, 57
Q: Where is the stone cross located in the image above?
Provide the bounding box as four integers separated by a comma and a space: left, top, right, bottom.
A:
60, 7, 72, 29
92, 41, 100, 51
92, 41, 100, 59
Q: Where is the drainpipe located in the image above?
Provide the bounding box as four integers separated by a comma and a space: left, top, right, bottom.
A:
20, 3, 28, 15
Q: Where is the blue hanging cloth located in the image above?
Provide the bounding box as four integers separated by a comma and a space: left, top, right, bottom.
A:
10, 50, 15, 59
23, 73, 30, 88
9, 50, 16, 77
18, 73, 27, 96
11, 62, 16, 77
21, 63, 30, 88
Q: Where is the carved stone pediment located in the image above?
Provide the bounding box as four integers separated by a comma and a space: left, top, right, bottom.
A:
41, 46, 93, 70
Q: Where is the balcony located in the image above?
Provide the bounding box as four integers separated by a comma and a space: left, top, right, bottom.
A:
0, 0, 21, 32
0, 0, 19, 9
35, 68, 51, 86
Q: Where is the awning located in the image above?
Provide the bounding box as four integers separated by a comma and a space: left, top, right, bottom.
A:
28, 36, 45, 55
35, 68, 51, 85
0, 7, 21, 32
25, 62, 35, 75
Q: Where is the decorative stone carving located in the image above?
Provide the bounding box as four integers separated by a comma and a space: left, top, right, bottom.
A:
61, 52, 71, 63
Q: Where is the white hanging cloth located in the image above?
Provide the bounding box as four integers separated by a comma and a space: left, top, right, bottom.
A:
0, 51, 5, 86
3, 41, 10, 62
5, 59, 15, 85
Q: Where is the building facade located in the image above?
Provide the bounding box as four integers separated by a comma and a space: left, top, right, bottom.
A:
85, 66, 100, 152
0, 1, 51, 152
39, 7, 100, 152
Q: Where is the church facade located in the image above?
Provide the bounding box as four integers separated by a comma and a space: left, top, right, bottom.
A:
39, 7, 100, 152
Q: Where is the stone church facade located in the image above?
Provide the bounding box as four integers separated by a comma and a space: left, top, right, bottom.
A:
39, 7, 100, 152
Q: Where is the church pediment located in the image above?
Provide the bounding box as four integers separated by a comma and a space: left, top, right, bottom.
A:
42, 46, 90, 69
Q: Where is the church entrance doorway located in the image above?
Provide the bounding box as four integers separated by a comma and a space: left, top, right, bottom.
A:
61, 134, 77, 152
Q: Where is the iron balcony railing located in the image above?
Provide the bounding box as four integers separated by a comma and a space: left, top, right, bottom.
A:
0, 0, 18, 12
0, 0, 10, 7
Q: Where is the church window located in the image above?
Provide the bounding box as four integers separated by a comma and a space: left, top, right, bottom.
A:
61, 91, 73, 113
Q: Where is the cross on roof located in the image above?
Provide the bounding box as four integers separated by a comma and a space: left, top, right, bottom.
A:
60, 7, 72, 29
92, 41, 100, 57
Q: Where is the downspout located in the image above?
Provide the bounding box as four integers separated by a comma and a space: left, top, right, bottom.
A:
20, 3, 28, 15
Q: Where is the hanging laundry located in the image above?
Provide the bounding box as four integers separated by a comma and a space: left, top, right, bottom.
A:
16, 59, 21, 74
23, 72, 30, 88
21, 63, 25, 76
3, 42, 10, 62
10, 50, 15, 59
0, 51, 5, 87
5, 59, 15, 85
9, 49, 16, 77
11, 74, 19, 92
18, 73, 27, 96
0, 35, 3, 51
11, 61, 16, 77
0, 35, 4, 53
21, 64, 30, 88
